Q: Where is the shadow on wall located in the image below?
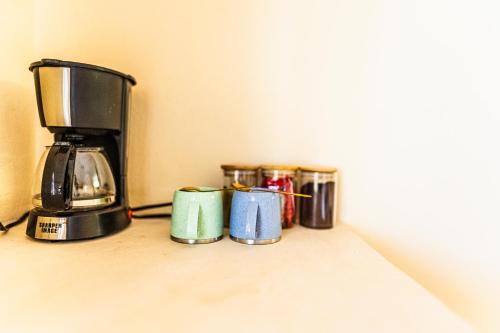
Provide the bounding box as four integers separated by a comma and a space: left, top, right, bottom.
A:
0, 81, 35, 221
127, 87, 149, 206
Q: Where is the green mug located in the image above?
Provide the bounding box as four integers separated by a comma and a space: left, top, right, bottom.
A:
170, 187, 224, 244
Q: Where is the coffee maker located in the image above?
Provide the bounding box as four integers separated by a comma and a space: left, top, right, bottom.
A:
26, 59, 136, 241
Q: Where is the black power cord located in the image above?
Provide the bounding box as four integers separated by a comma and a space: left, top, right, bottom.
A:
130, 202, 173, 219
0, 211, 29, 233
130, 202, 172, 212
131, 213, 172, 219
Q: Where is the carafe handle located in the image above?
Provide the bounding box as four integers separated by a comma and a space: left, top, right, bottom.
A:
41, 143, 76, 211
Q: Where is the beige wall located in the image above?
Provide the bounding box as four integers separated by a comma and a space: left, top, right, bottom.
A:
0, 0, 36, 221
1, 0, 497, 331
344, 2, 500, 332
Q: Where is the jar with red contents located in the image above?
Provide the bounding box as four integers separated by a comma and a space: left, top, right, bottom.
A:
260, 165, 298, 228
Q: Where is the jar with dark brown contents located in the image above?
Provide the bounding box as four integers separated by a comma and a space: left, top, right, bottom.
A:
221, 165, 259, 227
299, 167, 338, 229
260, 165, 298, 228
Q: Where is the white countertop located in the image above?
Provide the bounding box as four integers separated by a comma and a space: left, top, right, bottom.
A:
0, 220, 474, 333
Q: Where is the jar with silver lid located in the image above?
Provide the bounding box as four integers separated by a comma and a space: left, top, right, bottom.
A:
260, 165, 298, 228
299, 166, 338, 229
221, 164, 259, 227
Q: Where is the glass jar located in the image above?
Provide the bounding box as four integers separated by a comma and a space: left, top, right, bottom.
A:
221, 165, 259, 227
260, 165, 298, 228
299, 167, 338, 229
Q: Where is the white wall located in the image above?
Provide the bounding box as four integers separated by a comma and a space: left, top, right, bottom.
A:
341, 1, 500, 332
0, 0, 36, 222
13, 0, 500, 331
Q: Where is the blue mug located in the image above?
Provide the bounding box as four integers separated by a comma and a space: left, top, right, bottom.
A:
229, 189, 282, 245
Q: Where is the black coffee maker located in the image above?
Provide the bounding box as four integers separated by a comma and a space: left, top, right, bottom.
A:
26, 59, 136, 241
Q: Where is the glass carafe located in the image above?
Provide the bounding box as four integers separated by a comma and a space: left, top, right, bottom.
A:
32, 144, 116, 211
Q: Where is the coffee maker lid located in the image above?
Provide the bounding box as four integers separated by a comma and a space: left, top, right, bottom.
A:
29, 58, 136, 85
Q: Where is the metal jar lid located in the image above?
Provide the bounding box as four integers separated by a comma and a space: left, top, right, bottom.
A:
260, 165, 299, 171
221, 164, 259, 171
299, 166, 337, 173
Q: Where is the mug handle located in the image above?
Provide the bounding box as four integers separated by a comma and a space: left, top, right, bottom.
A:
186, 202, 200, 239
245, 201, 259, 239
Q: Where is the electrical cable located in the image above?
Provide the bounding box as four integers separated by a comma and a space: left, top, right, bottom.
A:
0, 211, 29, 232
131, 213, 172, 219
130, 201, 173, 219
130, 202, 172, 212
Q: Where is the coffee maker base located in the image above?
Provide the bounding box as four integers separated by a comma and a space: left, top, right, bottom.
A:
26, 206, 131, 241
